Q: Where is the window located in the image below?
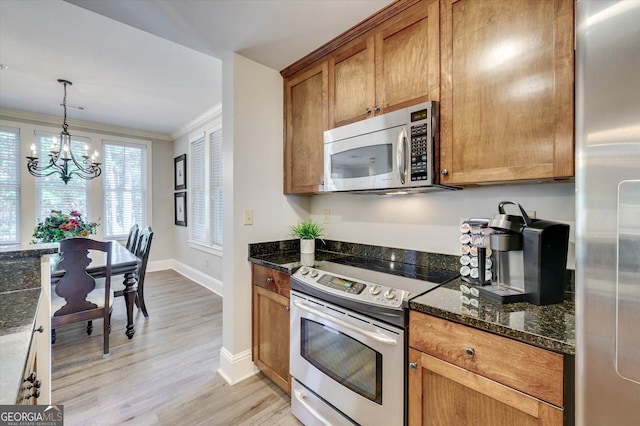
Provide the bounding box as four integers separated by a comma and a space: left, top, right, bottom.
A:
190, 126, 223, 248
34, 131, 91, 224
209, 129, 223, 246
0, 126, 21, 244
103, 140, 147, 238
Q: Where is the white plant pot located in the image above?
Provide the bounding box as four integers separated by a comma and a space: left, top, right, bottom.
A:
300, 239, 315, 266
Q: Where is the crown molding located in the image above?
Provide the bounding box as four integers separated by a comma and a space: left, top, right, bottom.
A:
0, 107, 173, 141
172, 103, 222, 140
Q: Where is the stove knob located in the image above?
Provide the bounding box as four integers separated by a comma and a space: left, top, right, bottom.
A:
310, 269, 319, 278
300, 267, 310, 275
384, 288, 396, 300
370, 285, 381, 295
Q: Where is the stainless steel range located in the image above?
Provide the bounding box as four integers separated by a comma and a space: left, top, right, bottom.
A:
289, 257, 458, 426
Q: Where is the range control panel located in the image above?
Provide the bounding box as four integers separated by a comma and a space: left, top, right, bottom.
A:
293, 266, 407, 309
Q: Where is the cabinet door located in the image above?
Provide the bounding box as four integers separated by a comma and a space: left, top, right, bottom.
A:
375, 0, 440, 113
408, 349, 564, 426
329, 38, 376, 128
439, 0, 574, 185
252, 285, 291, 394
284, 61, 328, 194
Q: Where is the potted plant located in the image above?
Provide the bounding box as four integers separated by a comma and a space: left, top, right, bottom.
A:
289, 219, 324, 266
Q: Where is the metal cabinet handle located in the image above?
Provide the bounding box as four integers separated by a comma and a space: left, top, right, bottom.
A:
374, 105, 381, 112
23, 372, 37, 383
34, 326, 44, 333
465, 347, 475, 356
266, 277, 273, 284
366, 107, 372, 115
285, 306, 290, 312
441, 169, 449, 176
409, 362, 418, 370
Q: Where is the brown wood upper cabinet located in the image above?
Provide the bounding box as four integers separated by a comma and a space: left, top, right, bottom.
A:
328, 0, 440, 129
439, 0, 575, 185
284, 61, 328, 194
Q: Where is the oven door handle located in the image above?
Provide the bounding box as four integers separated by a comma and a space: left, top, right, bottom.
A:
293, 300, 398, 346
293, 389, 332, 426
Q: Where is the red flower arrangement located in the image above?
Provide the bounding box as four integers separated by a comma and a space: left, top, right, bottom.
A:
31, 210, 99, 243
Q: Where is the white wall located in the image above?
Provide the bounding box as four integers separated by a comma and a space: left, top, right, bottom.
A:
219, 54, 309, 384
311, 181, 576, 267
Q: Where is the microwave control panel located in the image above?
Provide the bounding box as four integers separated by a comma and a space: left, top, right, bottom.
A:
409, 110, 431, 182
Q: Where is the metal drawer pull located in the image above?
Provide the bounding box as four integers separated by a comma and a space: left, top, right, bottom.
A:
34, 325, 44, 333
465, 347, 475, 356
409, 362, 417, 370
294, 389, 332, 426
293, 300, 397, 345
285, 306, 290, 312
266, 277, 273, 284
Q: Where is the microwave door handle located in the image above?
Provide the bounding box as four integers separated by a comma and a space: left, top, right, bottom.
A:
397, 128, 407, 184
293, 300, 398, 345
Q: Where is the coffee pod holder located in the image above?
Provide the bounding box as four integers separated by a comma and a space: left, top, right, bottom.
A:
459, 218, 493, 286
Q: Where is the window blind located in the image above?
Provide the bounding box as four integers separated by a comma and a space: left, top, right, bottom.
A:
103, 141, 147, 237
190, 136, 207, 242
209, 129, 223, 246
34, 131, 91, 223
0, 126, 21, 244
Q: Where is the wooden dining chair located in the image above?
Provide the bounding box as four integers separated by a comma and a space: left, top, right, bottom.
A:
125, 224, 139, 253
98, 226, 154, 317
51, 238, 114, 357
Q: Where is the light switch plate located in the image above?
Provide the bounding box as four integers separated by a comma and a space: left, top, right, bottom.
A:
243, 208, 253, 225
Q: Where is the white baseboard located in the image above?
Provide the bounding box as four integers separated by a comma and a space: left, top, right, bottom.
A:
218, 347, 259, 385
171, 260, 223, 297
147, 259, 173, 273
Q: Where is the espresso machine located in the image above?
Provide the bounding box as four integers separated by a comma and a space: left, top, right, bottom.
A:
468, 201, 570, 305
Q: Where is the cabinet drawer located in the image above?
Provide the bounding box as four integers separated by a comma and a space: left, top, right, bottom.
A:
409, 311, 564, 407
252, 264, 291, 298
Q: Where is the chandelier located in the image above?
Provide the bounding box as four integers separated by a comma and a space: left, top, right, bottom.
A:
26, 79, 101, 185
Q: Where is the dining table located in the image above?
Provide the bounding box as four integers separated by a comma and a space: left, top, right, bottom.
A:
50, 240, 140, 339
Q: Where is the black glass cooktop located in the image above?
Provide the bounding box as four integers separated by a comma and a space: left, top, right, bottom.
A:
327, 255, 459, 285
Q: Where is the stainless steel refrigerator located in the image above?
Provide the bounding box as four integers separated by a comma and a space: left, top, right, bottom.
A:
575, 1, 640, 424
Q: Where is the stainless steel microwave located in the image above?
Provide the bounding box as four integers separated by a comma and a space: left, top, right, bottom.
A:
323, 101, 452, 193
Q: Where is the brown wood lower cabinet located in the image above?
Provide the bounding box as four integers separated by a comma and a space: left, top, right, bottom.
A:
409, 311, 567, 425
251, 264, 291, 394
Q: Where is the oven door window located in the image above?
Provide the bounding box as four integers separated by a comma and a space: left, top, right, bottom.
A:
330, 144, 393, 179
300, 318, 383, 404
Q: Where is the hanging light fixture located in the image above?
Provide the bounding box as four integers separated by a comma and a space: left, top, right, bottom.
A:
26, 79, 101, 185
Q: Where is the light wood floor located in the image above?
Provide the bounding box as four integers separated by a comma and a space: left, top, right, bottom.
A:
51, 269, 301, 426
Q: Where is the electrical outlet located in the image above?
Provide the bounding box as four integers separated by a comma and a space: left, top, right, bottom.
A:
243, 208, 254, 225
323, 209, 331, 224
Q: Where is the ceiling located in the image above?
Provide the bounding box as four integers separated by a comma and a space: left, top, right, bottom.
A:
0, 0, 391, 136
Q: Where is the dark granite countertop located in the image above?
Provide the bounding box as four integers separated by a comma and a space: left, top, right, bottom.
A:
248, 239, 575, 357
0, 250, 53, 405
410, 278, 575, 355
249, 250, 348, 274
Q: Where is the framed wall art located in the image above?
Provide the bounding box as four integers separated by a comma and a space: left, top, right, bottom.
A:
175, 192, 187, 226
174, 154, 187, 190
